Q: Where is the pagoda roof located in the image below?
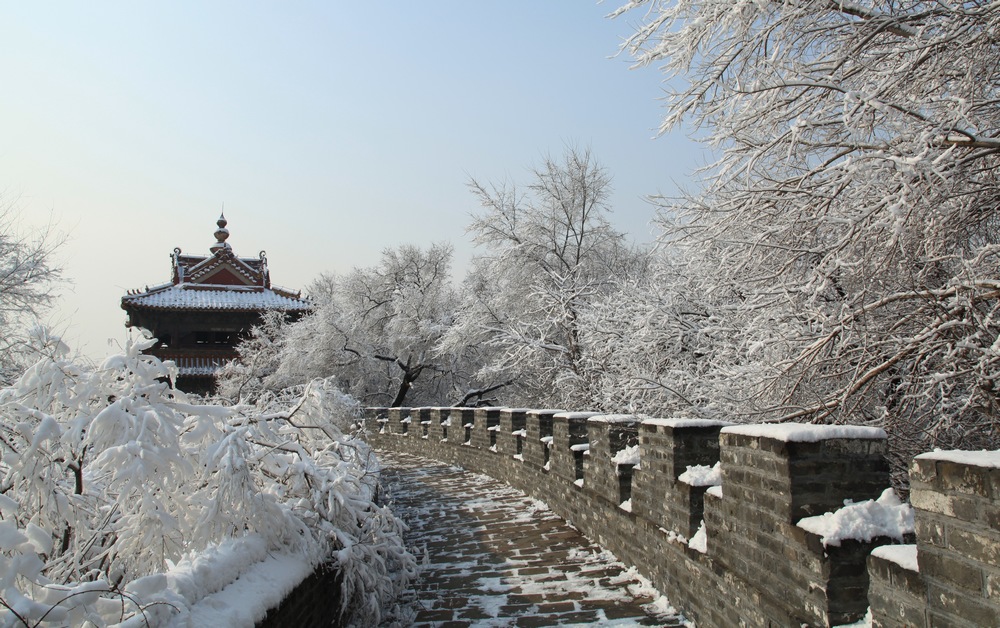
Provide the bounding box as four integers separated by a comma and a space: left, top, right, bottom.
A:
122, 283, 311, 312
121, 213, 311, 314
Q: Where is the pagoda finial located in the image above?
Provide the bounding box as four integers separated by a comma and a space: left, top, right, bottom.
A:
210, 212, 231, 252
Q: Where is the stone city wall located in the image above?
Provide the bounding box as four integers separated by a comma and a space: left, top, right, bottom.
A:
365, 406, 999, 627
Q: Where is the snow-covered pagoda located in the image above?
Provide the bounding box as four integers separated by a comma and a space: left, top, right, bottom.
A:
121, 214, 311, 394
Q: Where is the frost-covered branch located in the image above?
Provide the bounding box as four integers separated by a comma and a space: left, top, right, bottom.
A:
0, 331, 415, 626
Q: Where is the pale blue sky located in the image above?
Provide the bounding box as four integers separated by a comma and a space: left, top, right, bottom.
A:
1, 2, 706, 361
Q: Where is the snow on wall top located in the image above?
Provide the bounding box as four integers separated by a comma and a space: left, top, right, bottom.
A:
554, 412, 601, 420
721, 423, 886, 442
588, 414, 640, 424
122, 284, 311, 312
642, 418, 735, 429
870, 544, 919, 572
914, 449, 1000, 468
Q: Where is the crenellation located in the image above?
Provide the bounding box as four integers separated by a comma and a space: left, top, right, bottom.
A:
428, 407, 449, 442
449, 407, 475, 445
386, 407, 411, 436
584, 416, 640, 507
414, 407, 432, 439
524, 409, 562, 470
549, 412, 595, 484
472, 407, 501, 451
499, 408, 529, 458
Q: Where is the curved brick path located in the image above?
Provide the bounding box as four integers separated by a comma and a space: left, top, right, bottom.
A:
377, 451, 688, 627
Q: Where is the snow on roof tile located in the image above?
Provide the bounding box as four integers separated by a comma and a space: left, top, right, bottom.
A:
122, 284, 311, 312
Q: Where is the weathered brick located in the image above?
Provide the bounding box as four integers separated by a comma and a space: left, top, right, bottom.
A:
938, 461, 992, 498
927, 583, 1000, 627
919, 547, 983, 592
946, 526, 1000, 566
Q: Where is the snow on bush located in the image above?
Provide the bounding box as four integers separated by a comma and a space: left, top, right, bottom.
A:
0, 329, 415, 626
797, 489, 914, 548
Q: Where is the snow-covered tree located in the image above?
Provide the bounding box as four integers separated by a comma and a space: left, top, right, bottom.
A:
0, 198, 62, 383
225, 243, 466, 407
612, 0, 1000, 468
0, 329, 415, 626
442, 148, 648, 408
215, 310, 292, 402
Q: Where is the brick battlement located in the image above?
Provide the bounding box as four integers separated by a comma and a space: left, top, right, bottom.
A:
365, 407, 1000, 627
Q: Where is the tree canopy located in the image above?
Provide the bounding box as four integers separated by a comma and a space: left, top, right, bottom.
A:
610, 0, 1000, 468
441, 148, 648, 408
0, 198, 62, 382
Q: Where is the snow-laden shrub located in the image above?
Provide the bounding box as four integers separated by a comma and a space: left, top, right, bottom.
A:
0, 329, 415, 626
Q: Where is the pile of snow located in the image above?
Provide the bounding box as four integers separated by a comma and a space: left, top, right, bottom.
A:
797, 489, 914, 547
611, 444, 640, 466
678, 462, 721, 487
540, 435, 554, 448
688, 522, 707, 553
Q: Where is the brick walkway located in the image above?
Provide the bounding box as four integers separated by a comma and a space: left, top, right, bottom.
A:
377, 450, 688, 627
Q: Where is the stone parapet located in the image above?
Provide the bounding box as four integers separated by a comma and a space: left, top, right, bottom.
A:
413, 407, 433, 440
550, 412, 598, 484
363, 409, 999, 628
428, 407, 450, 442
632, 418, 731, 538
499, 408, 530, 458
472, 407, 502, 451
719, 424, 890, 521
868, 545, 926, 627
386, 407, 412, 437
712, 424, 892, 625
450, 408, 476, 445
907, 451, 1000, 627
585, 415, 640, 508
524, 409, 562, 471
363, 407, 390, 435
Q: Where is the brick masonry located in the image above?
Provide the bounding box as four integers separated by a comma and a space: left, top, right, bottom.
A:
362, 407, 1000, 627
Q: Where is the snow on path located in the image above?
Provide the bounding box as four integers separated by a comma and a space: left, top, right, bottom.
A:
377, 450, 688, 627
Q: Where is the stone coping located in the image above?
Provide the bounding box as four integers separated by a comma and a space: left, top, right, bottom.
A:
914, 449, 1000, 468
721, 423, 886, 442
